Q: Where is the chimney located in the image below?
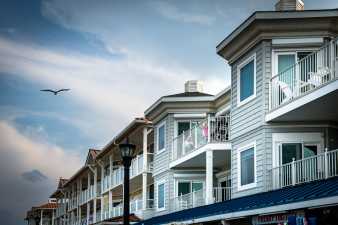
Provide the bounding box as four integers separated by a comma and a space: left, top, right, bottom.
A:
275, 0, 304, 11
184, 80, 204, 93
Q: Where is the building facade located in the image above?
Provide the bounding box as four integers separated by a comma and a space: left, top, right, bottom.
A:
27, 0, 338, 225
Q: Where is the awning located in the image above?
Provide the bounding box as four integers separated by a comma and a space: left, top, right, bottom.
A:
136, 177, 338, 225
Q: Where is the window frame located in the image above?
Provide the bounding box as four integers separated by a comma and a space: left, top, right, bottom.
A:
237, 54, 256, 107
156, 121, 166, 153
175, 179, 204, 197
237, 141, 256, 191
156, 179, 166, 211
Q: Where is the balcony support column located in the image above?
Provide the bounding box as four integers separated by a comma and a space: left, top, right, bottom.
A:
93, 167, 97, 223
109, 155, 113, 188
86, 202, 90, 225
206, 149, 214, 204
108, 190, 112, 217
142, 127, 148, 210
100, 164, 104, 221
40, 209, 43, 225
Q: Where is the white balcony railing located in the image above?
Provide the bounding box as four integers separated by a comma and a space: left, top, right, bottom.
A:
130, 199, 143, 213
171, 115, 230, 162
270, 38, 338, 110
171, 189, 205, 212
101, 153, 154, 193
213, 187, 232, 203
269, 149, 338, 190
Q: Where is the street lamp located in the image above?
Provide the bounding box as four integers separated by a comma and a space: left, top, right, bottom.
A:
119, 141, 136, 225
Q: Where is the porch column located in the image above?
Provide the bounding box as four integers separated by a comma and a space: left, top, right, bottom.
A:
86, 202, 90, 225
142, 127, 148, 210
78, 179, 82, 224
40, 210, 43, 225
93, 167, 97, 223
108, 190, 112, 217
52, 209, 55, 225
109, 155, 113, 187
100, 164, 104, 221
206, 150, 214, 204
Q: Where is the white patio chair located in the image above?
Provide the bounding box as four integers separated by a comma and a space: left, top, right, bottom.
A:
307, 67, 330, 87
277, 80, 293, 103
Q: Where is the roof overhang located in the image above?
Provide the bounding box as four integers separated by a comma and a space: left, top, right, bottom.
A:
217, 9, 338, 63
96, 118, 152, 160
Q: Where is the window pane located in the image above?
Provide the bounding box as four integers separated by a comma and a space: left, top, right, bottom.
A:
278, 54, 296, 87
240, 60, 255, 101
158, 183, 165, 208
240, 148, 254, 186
192, 182, 203, 192
178, 182, 190, 196
158, 125, 165, 150
177, 122, 190, 136
282, 143, 302, 164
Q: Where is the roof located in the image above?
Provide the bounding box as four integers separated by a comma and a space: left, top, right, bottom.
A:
163, 92, 213, 98
216, 8, 338, 54
34, 202, 58, 210
96, 117, 152, 160
50, 178, 69, 198
136, 177, 338, 225
89, 149, 101, 159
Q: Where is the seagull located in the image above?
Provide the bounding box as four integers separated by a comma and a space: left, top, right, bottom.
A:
40, 88, 70, 95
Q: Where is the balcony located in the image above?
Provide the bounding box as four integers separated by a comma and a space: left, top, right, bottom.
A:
269, 149, 338, 190
170, 115, 231, 168
267, 38, 338, 122
101, 153, 154, 193
55, 203, 67, 217
170, 187, 232, 212
79, 185, 95, 205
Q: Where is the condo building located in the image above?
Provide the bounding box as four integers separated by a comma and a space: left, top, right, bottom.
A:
26, 0, 338, 224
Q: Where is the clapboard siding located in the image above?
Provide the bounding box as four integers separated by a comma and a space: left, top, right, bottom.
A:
230, 42, 265, 140
153, 115, 174, 176
231, 127, 265, 198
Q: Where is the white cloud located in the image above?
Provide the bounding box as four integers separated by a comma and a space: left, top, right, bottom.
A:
151, 1, 215, 26
0, 120, 82, 223
0, 37, 225, 143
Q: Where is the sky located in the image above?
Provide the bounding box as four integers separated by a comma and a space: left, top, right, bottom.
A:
0, 0, 337, 224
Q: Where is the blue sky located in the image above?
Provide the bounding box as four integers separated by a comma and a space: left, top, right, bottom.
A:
0, 0, 337, 224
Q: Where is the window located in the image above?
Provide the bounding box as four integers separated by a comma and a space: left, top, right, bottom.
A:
177, 180, 203, 196
177, 121, 191, 136
280, 143, 318, 165
237, 54, 256, 106
238, 142, 256, 190
157, 181, 165, 210
157, 122, 166, 152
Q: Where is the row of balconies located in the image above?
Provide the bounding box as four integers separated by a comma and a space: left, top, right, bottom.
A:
101, 153, 154, 193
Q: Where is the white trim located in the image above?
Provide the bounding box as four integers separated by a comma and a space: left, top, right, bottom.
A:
266, 79, 338, 121
173, 113, 206, 118
272, 37, 323, 45
169, 143, 232, 168
156, 179, 166, 211
272, 133, 324, 168
237, 53, 256, 107
156, 121, 166, 153
182, 196, 338, 224
175, 179, 205, 197
215, 104, 231, 117
237, 141, 256, 191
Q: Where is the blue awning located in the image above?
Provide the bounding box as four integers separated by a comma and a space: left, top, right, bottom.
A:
137, 177, 338, 225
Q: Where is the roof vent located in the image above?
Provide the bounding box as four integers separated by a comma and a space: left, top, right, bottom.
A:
184, 80, 204, 93
275, 0, 304, 11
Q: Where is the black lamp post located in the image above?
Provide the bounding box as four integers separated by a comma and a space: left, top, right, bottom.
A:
119, 141, 136, 225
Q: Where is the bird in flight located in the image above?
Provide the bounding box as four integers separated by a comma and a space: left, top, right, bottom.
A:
40, 88, 70, 95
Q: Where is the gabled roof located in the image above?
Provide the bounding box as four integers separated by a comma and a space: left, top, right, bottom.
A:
34, 202, 58, 210
85, 149, 101, 165
96, 117, 152, 160
136, 177, 338, 225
